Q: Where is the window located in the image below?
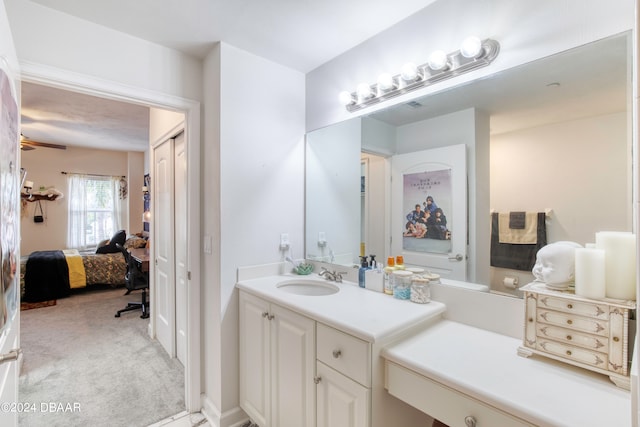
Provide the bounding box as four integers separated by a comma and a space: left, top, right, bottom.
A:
67, 174, 123, 250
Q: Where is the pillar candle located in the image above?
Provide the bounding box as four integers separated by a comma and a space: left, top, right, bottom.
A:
595, 231, 636, 300
574, 248, 605, 299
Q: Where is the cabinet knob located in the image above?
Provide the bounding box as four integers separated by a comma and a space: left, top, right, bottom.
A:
464, 415, 477, 427
567, 303, 573, 309
313, 376, 321, 384
566, 319, 573, 325
613, 336, 620, 342
566, 335, 572, 340
566, 350, 572, 356
332, 350, 342, 359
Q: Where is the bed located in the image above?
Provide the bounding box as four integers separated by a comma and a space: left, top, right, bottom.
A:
20, 234, 148, 302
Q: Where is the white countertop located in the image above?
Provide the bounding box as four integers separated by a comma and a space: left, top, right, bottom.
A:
382, 319, 631, 427
236, 273, 446, 342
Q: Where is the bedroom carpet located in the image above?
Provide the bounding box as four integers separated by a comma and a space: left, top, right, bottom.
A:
18, 287, 185, 427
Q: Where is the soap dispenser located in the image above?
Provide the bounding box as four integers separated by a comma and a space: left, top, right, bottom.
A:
358, 256, 369, 288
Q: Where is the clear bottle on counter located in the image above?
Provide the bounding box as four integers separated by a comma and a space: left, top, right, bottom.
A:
410, 276, 431, 304
392, 270, 413, 300
383, 257, 396, 295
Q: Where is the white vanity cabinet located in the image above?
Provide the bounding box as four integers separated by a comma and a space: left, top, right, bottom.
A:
239, 291, 316, 427
315, 324, 371, 427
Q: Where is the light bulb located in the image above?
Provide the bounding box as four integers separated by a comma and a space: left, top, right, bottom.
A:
357, 82, 372, 99
400, 63, 418, 81
460, 36, 483, 59
338, 91, 354, 106
428, 50, 448, 71
377, 73, 395, 91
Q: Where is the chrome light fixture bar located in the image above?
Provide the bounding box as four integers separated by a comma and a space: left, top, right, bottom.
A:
340, 37, 500, 112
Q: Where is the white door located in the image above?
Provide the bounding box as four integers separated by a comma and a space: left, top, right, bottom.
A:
154, 137, 176, 357
174, 132, 187, 365
391, 144, 467, 280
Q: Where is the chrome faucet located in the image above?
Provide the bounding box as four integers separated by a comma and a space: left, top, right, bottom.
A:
319, 267, 346, 283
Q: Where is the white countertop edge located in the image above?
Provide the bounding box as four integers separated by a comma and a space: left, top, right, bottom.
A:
382, 319, 631, 427
236, 274, 447, 343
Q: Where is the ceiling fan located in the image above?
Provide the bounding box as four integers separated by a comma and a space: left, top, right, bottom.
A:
20, 134, 66, 151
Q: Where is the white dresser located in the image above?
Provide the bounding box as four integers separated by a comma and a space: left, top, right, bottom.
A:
518, 282, 636, 389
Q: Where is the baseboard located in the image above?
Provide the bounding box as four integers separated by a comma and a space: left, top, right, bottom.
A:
201, 395, 248, 427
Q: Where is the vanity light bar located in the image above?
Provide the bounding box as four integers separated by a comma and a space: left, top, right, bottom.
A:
340, 38, 500, 112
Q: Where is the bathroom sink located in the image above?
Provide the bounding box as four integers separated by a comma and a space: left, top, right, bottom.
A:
276, 279, 339, 296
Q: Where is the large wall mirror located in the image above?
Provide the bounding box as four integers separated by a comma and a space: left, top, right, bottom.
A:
305, 32, 632, 295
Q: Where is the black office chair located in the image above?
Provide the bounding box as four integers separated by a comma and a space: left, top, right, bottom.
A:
115, 243, 150, 319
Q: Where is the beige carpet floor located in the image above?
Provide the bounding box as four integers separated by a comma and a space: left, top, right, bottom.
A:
18, 286, 185, 427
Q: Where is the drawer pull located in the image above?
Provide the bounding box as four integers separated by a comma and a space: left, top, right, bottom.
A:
262, 312, 269, 318
566, 319, 573, 325
313, 376, 321, 384
566, 350, 572, 356
464, 415, 477, 427
566, 335, 572, 340
332, 350, 342, 359
567, 303, 573, 309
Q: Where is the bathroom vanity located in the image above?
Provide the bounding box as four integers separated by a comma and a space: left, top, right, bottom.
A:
236, 265, 631, 427
237, 267, 445, 427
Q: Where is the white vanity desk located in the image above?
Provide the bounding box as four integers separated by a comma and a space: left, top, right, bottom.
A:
236, 265, 631, 427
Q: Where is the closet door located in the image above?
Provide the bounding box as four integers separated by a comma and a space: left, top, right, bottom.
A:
174, 132, 188, 365
154, 137, 176, 357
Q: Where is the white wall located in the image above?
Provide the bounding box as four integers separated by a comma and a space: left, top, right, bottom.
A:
202, 43, 305, 424
306, 119, 361, 263
19, 146, 143, 254
490, 112, 630, 295
4, 0, 202, 103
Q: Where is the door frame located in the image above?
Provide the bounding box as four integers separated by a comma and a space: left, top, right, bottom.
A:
19, 62, 202, 412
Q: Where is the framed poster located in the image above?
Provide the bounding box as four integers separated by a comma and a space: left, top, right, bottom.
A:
401, 168, 452, 254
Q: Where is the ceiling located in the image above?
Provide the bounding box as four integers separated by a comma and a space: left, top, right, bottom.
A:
17, 1, 629, 153
19, 0, 438, 152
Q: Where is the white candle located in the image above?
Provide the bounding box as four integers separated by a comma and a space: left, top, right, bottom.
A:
574, 248, 605, 299
595, 231, 636, 300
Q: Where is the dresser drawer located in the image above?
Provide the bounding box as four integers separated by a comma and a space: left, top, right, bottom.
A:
385, 361, 534, 427
537, 294, 608, 320
537, 309, 608, 336
536, 339, 608, 371
317, 323, 371, 387
536, 324, 608, 352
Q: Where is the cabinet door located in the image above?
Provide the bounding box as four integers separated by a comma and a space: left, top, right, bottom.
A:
239, 292, 271, 427
317, 361, 370, 427
271, 303, 316, 427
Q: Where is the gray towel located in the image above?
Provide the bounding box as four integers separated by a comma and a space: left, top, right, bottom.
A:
509, 211, 526, 229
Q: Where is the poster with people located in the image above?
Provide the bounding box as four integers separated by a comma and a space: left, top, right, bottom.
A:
402, 168, 452, 254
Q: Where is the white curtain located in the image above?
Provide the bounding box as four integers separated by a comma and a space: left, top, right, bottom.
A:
67, 174, 124, 250
111, 176, 123, 232
67, 174, 88, 249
